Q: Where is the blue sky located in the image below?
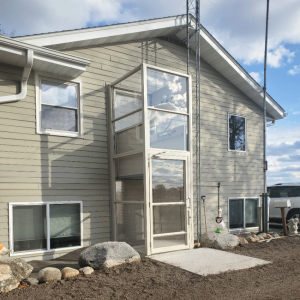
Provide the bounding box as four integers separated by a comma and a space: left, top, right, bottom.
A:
1, 0, 300, 185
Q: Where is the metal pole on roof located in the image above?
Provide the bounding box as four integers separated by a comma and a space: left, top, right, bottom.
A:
263, 0, 270, 233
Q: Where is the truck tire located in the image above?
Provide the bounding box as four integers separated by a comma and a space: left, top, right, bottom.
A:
286, 209, 300, 223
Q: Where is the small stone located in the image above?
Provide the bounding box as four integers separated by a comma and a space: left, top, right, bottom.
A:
257, 233, 267, 239
251, 234, 259, 242
21, 278, 39, 286
238, 237, 249, 245
266, 234, 272, 239
245, 236, 256, 243
268, 232, 280, 238
61, 267, 79, 279
126, 256, 140, 263
256, 234, 265, 241
38, 267, 61, 283
79, 266, 94, 275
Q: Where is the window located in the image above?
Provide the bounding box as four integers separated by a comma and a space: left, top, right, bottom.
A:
9, 202, 82, 254
228, 114, 246, 151
35, 74, 83, 137
268, 186, 300, 198
228, 198, 259, 230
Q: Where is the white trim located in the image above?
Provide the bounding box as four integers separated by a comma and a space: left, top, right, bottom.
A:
228, 197, 259, 231
9, 201, 83, 256
35, 72, 84, 138
228, 113, 247, 152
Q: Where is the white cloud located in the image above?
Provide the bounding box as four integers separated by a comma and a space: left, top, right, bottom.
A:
292, 111, 300, 115
249, 72, 261, 83
288, 65, 300, 75
267, 45, 295, 68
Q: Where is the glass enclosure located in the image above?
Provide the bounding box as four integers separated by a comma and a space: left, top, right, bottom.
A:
108, 64, 192, 256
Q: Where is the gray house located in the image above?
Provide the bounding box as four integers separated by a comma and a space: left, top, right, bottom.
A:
0, 15, 285, 260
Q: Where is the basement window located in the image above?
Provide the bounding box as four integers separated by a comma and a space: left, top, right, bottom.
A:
35, 74, 83, 137
9, 202, 82, 255
228, 114, 246, 151
228, 198, 259, 230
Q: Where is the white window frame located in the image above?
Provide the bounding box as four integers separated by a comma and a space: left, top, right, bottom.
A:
9, 201, 83, 256
228, 197, 260, 231
228, 113, 247, 152
35, 72, 84, 138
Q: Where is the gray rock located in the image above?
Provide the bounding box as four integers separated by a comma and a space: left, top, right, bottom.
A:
238, 237, 249, 245
268, 231, 280, 238
214, 234, 240, 250
21, 277, 39, 286
0, 258, 33, 282
38, 267, 61, 283
200, 232, 219, 248
78, 242, 140, 269
61, 267, 79, 279
79, 266, 94, 275
0, 273, 19, 292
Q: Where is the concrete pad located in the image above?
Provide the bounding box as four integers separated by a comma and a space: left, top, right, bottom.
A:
150, 248, 271, 276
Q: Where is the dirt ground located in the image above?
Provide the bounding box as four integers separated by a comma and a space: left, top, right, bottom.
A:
2, 236, 300, 300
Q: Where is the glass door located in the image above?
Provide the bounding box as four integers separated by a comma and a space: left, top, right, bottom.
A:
150, 155, 192, 254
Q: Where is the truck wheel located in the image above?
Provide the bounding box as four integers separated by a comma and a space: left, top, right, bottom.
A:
286, 209, 300, 223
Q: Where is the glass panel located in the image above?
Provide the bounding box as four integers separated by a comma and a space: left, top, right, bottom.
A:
152, 160, 184, 203
148, 110, 187, 150
115, 70, 142, 95
41, 80, 77, 108
153, 205, 185, 234
147, 69, 187, 113
229, 115, 246, 151
116, 154, 143, 179
114, 111, 142, 133
245, 198, 258, 227
153, 234, 186, 248
115, 124, 143, 154
41, 105, 78, 132
50, 204, 81, 249
113, 90, 142, 120
13, 205, 47, 252
229, 199, 244, 229
116, 203, 145, 254
116, 179, 144, 202
269, 186, 300, 198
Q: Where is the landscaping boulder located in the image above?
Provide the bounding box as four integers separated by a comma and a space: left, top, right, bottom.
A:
257, 234, 265, 241
0, 264, 19, 292
78, 242, 140, 269
79, 266, 94, 275
269, 232, 280, 238
214, 234, 239, 250
38, 267, 61, 283
200, 232, 218, 248
61, 267, 79, 279
0, 258, 33, 282
21, 277, 39, 286
251, 235, 260, 242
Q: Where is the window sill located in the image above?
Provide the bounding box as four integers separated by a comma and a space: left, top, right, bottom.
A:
37, 130, 84, 139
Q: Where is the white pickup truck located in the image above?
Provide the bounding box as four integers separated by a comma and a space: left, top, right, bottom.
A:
268, 183, 300, 223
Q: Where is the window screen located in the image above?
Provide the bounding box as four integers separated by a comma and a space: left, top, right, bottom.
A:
41, 80, 79, 132
229, 199, 244, 229
229, 115, 246, 151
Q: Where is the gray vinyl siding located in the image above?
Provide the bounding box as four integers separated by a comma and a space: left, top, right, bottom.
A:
0, 37, 263, 257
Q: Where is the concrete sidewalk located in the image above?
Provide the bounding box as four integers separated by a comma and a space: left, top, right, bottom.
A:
150, 248, 270, 276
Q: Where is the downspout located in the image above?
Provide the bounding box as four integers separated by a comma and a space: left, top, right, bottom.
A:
266, 120, 275, 127
0, 49, 33, 104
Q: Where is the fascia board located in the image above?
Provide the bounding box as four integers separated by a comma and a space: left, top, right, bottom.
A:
16, 16, 187, 48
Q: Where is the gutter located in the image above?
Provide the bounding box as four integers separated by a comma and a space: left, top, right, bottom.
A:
0, 49, 33, 104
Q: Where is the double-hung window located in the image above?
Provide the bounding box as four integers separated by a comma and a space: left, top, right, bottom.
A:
35, 74, 83, 137
228, 114, 246, 151
228, 198, 259, 230
9, 202, 82, 255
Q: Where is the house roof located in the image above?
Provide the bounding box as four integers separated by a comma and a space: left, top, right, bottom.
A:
0, 35, 90, 78
15, 15, 285, 120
